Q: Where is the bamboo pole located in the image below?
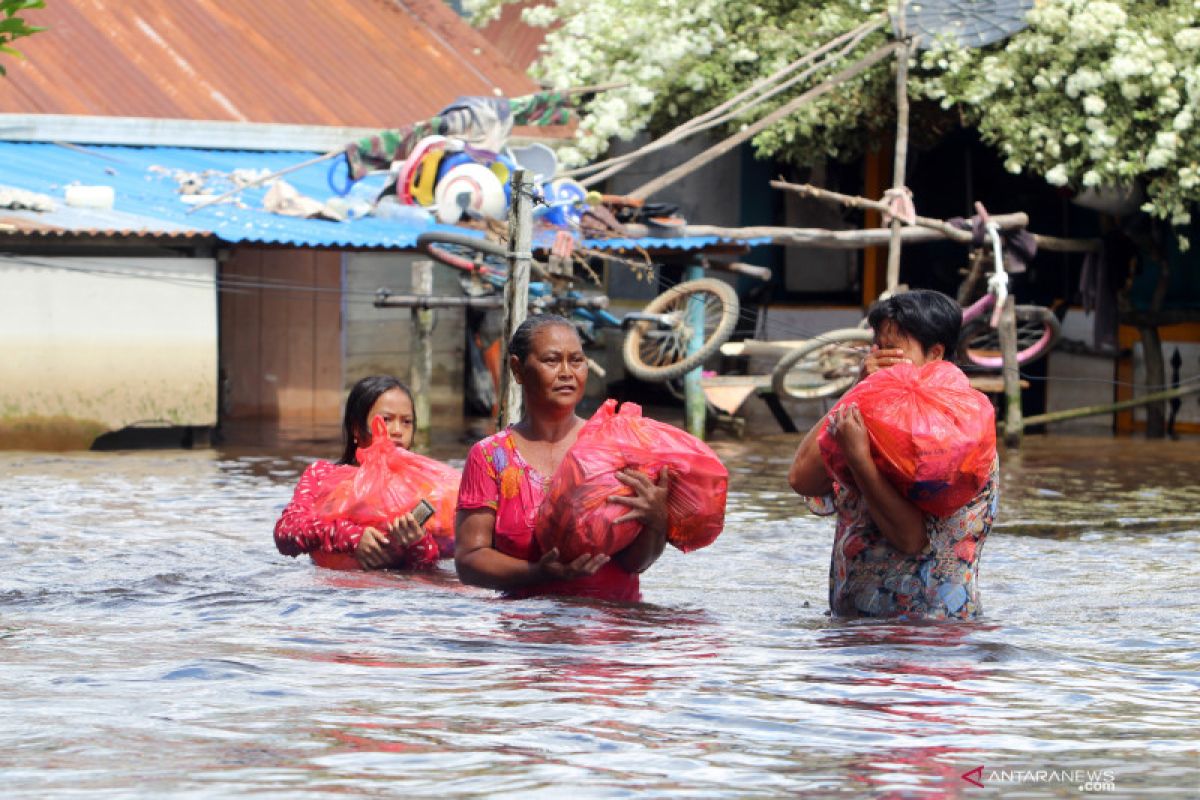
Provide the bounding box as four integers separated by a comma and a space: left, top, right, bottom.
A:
885, 8, 910, 294
498, 169, 534, 429
674, 216, 1028, 248
375, 293, 503, 309
568, 17, 885, 185
997, 295, 1024, 447
1139, 326, 1167, 438
627, 42, 899, 200
1014, 383, 1200, 429
684, 263, 707, 439
409, 259, 434, 448
770, 180, 1102, 253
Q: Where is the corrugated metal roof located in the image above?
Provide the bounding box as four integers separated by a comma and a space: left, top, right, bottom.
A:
0, 0, 538, 127
481, 1, 552, 72
0, 141, 765, 252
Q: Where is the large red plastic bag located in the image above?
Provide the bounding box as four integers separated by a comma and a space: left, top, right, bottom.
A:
818, 360, 996, 517
534, 399, 728, 561
315, 416, 460, 555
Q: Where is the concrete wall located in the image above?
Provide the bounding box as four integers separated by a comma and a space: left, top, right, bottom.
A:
0, 255, 217, 448
344, 252, 468, 423
1043, 308, 1117, 434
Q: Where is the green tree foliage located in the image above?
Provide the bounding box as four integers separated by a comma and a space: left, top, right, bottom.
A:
469, 0, 1199, 229
0, 0, 45, 76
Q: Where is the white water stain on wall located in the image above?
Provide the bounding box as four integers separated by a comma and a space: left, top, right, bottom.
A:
0, 255, 217, 438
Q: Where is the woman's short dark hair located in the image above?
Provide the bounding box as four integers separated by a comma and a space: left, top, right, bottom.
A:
338, 375, 414, 465
508, 313, 578, 363
866, 289, 962, 358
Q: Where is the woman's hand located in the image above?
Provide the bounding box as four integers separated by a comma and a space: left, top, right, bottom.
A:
861, 345, 911, 378
385, 513, 426, 551
354, 513, 425, 569
535, 547, 609, 581
354, 526, 392, 569
609, 467, 670, 536
830, 404, 872, 470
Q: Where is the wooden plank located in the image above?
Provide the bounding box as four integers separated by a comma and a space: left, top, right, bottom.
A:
258, 249, 290, 421
220, 247, 263, 418
281, 249, 316, 425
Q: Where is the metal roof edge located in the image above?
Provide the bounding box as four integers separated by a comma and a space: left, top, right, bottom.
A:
0, 114, 573, 152
0, 115, 382, 152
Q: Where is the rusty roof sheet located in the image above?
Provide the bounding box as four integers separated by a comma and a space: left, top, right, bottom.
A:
481, 1, 552, 72
0, 0, 539, 127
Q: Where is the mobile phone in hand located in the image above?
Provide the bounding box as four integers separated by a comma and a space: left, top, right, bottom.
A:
411, 498, 436, 528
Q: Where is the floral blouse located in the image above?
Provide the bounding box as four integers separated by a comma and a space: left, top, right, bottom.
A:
805, 459, 999, 620
274, 460, 439, 570
457, 429, 640, 602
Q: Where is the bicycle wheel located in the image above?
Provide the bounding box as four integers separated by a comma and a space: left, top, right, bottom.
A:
958, 305, 1061, 369
622, 278, 739, 382
770, 329, 873, 400
415, 232, 510, 278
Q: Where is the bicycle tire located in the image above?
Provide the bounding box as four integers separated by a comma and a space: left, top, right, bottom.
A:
770, 329, 873, 400
958, 305, 1061, 369
622, 278, 739, 382
415, 231, 510, 278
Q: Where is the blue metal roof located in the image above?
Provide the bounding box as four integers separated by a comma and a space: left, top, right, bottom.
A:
0, 141, 768, 252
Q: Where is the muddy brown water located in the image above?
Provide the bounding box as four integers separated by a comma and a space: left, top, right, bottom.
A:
0, 432, 1197, 797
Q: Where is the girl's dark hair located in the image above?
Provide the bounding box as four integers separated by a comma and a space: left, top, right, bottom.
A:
338, 375, 414, 465
508, 313, 577, 363
866, 289, 962, 359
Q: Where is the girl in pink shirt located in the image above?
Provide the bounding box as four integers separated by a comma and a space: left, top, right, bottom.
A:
274, 375, 439, 570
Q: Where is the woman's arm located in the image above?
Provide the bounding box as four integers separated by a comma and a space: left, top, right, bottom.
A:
454, 509, 608, 590
609, 467, 670, 574
834, 404, 928, 555
788, 416, 834, 497
274, 462, 366, 556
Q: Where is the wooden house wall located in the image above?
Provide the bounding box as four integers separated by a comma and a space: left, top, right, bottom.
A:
219, 247, 343, 425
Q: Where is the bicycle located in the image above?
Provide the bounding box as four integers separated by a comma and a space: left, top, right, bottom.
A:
768, 208, 1060, 401
414, 231, 740, 382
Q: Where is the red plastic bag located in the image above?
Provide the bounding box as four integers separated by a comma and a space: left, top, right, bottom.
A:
819, 360, 996, 517
534, 399, 728, 562
314, 416, 460, 555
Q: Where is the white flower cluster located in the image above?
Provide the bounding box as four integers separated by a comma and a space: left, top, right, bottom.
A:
919, 0, 1200, 230
470, 0, 1198, 233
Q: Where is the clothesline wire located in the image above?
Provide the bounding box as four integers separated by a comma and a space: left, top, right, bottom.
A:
6, 252, 1195, 393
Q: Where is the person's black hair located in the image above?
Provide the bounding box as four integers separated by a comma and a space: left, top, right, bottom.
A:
338, 375, 415, 465
508, 313, 578, 363
866, 289, 962, 359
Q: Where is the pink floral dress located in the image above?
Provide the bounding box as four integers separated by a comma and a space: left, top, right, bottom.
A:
457, 429, 641, 602
805, 459, 999, 619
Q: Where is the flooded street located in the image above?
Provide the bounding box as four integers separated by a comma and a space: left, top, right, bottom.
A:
1, 434, 1197, 798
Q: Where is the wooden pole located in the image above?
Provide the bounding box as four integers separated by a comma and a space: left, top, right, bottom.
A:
571, 17, 885, 186
684, 263, 707, 438
1015, 383, 1200, 429
998, 294, 1024, 447
885, 8, 910, 294
673, 216, 1028, 248
1139, 326, 1167, 438
409, 259, 434, 448
498, 169, 534, 429
627, 42, 898, 200
771, 180, 1102, 252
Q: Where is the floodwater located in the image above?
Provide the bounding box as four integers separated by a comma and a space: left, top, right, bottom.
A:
1, 433, 1198, 798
